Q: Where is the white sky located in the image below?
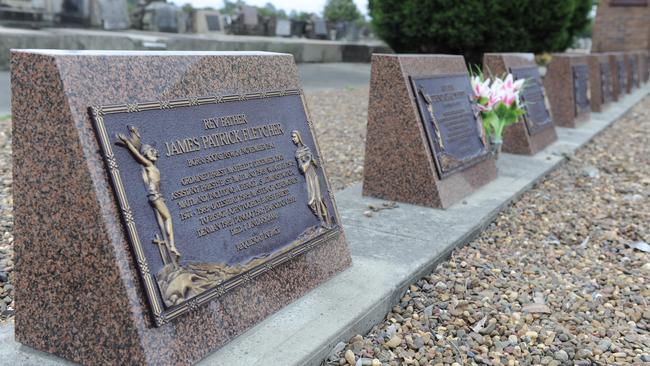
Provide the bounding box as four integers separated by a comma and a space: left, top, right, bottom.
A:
168, 0, 369, 16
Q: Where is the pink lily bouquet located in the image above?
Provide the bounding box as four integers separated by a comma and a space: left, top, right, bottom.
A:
470, 70, 527, 157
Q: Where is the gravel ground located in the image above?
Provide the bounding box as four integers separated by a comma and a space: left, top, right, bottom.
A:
324, 97, 650, 365
307, 87, 368, 191
0, 116, 12, 322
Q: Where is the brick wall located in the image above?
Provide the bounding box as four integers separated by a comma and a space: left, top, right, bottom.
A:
592, 1, 650, 52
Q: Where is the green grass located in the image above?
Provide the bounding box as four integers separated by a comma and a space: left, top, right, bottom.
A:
0, 115, 11, 122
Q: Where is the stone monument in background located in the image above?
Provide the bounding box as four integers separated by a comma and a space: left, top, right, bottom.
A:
544, 54, 591, 128
592, 0, 650, 52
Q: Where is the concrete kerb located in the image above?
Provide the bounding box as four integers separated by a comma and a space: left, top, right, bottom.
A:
0, 84, 648, 366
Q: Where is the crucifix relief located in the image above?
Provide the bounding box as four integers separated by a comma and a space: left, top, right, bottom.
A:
116, 126, 180, 268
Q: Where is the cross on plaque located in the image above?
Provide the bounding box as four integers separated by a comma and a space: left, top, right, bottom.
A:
152, 234, 171, 266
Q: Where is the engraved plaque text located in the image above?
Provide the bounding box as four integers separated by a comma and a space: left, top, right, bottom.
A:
410, 74, 489, 179
510, 66, 553, 136
90, 91, 340, 326
573, 64, 590, 114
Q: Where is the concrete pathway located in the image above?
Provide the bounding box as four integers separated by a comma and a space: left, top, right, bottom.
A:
1, 84, 648, 365
0, 72, 8, 117
0, 63, 372, 116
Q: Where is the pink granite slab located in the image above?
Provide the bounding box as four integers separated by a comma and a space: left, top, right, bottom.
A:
544, 53, 590, 128
587, 53, 613, 112
11, 50, 351, 366
362, 54, 497, 209
608, 52, 627, 101
625, 52, 639, 93
483, 53, 558, 155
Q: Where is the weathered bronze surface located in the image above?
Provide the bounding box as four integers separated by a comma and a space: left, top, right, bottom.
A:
90, 90, 340, 326
600, 62, 613, 104
617, 59, 627, 92
573, 64, 590, 114
509, 66, 553, 136
410, 74, 489, 179
630, 57, 639, 86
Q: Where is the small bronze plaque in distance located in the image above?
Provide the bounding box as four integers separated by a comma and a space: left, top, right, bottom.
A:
617, 59, 627, 92
600, 62, 613, 104
631, 57, 639, 86
573, 64, 590, 114
90, 90, 340, 326
410, 74, 490, 179
509, 66, 553, 136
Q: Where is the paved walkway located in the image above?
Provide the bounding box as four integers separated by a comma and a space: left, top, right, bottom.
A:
0, 72, 8, 117
0, 63, 371, 116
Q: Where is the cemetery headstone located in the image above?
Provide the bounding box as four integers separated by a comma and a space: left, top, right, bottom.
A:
313, 18, 328, 39
97, 0, 129, 30
363, 54, 496, 209
275, 19, 291, 37
640, 50, 650, 83
193, 10, 224, 34
587, 53, 613, 112
608, 52, 627, 100
483, 53, 557, 155
544, 54, 591, 128
11, 50, 351, 365
625, 52, 640, 92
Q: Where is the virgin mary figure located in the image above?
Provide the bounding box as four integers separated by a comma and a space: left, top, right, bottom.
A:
291, 130, 331, 228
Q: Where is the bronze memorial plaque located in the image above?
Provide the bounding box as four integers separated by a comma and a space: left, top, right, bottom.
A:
630, 57, 639, 86
617, 59, 627, 92
509, 66, 553, 136
573, 64, 590, 115
410, 74, 490, 179
90, 90, 340, 326
601, 62, 613, 104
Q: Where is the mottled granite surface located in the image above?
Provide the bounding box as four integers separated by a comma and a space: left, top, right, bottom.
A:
641, 50, 649, 83
608, 52, 626, 101
483, 53, 557, 155
11, 50, 351, 365
362, 54, 496, 209
625, 52, 639, 93
544, 54, 590, 128
587, 53, 611, 113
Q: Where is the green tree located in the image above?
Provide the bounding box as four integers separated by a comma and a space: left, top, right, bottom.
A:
368, 0, 593, 64
324, 0, 362, 22
258, 2, 288, 19
220, 0, 245, 16
181, 3, 193, 13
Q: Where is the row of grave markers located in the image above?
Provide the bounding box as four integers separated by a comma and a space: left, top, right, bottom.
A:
363, 50, 650, 209
8, 48, 649, 365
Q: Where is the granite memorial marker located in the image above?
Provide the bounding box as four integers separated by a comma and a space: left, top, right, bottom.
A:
363, 54, 496, 209
626, 52, 640, 92
192, 10, 225, 34
587, 53, 613, 112
609, 52, 627, 100
640, 50, 649, 83
544, 54, 590, 128
11, 50, 351, 365
483, 53, 557, 155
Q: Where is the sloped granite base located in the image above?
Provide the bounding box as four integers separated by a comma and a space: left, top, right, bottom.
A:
11, 50, 351, 365
544, 54, 591, 128
362, 54, 496, 209
483, 53, 558, 155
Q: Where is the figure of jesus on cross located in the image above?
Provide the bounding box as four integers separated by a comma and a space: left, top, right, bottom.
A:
116, 126, 180, 268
